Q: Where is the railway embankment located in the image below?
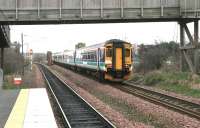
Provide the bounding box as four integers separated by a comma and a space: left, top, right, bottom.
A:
129, 71, 200, 104
49, 64, 200, 128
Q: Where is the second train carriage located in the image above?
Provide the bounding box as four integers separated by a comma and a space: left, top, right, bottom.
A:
52, 39, 133, 81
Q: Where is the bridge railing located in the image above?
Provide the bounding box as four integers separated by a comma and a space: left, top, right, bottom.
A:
180, 0, 200, 17
0, 0, 199, 22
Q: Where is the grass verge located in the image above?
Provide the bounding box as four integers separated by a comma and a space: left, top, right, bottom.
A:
2, 82, 28, 89
130, 71, 200, 98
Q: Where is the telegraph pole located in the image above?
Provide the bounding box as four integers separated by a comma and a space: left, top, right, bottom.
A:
21, 33, 24, 56
21, 33, 24, 75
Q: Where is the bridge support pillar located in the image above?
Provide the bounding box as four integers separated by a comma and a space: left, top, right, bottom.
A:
179, 20, 199, 74
194, 21, 199, 73
180, 22, 185, 72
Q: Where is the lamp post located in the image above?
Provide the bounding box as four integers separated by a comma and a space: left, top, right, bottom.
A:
21, 33, 24, 75
21, 33, 30, 74
29, 49, 33, 70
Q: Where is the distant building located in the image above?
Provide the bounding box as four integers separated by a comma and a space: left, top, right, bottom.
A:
33, 53, 46, 62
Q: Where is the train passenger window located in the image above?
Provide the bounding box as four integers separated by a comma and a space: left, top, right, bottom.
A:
93, 54, 97, 60
106, 48, 112, 57
125, 49, 130, 57
89, 52, 96, 61
82, 55, 84, 60
91, 54, 94, 60
100, 49, 104, 61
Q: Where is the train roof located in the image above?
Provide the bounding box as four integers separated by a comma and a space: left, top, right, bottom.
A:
53, 39, 131, 55
105, 39, 128, 43
53, 52, 63, 56
76, 39, 130, 51
76, 43, 104, 51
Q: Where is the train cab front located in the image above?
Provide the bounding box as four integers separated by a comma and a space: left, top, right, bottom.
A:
104, 40, 133, 81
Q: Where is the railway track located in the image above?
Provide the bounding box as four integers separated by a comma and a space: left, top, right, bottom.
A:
38, 64, 116, 128
114, 81, 200, 120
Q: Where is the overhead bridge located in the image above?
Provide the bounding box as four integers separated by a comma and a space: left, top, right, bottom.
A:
0, 0, 199, 24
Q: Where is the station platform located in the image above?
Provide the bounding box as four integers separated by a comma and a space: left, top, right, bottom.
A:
0, 88, 19, 128
3, 88, 57, 128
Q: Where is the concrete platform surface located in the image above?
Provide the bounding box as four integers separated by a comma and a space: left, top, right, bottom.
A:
4, 88, 57, 128
0, 88, 20, 128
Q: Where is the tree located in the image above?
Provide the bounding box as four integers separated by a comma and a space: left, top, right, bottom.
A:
75, 42, 86, 49
136, 41, 179, 72
1, 42, 24, 74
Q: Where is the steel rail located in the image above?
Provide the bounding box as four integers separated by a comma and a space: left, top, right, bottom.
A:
38, 64, 116, 128
38, 64, 71, 128
114, 81, 200, 120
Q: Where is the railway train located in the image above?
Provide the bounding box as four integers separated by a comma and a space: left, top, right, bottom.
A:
49, 39, 133, 81
47, 51, 53, 66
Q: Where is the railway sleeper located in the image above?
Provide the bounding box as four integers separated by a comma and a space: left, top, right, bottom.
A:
70, 117, 100, 122
64, 109, 91, 113
70, 120, 103, 126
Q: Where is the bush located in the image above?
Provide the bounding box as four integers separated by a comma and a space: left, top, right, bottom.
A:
143, 72, 164, 85
130, 74, 142, 82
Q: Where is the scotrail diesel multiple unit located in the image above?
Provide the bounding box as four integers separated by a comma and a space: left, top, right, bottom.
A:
47, 51, 53, 65
52, 39, 133, 81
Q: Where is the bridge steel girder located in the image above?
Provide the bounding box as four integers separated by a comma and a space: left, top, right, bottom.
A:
179, 20, 199, 74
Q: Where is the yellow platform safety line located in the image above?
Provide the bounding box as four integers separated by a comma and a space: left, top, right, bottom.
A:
4, 89, 29, 128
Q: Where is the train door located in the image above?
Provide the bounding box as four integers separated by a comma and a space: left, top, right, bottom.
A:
115, 48, 122, 70
123, 43, 132, 71
97, 48, 100, 70
105, 46, 112, 68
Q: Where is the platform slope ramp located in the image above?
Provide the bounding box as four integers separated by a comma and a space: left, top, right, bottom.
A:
4, 88, 57, 128
0, 0, 199, 24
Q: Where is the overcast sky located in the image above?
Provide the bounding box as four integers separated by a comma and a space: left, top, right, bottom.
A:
10, 22, 197, 53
